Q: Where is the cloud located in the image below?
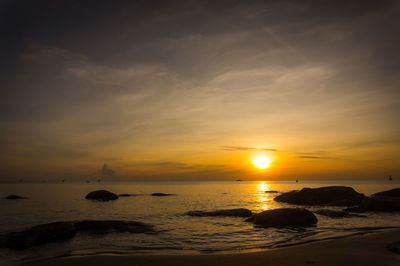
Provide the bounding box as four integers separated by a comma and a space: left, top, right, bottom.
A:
97, 163, 116, 178
298, 155, 335, 160
221, 146, 277, 151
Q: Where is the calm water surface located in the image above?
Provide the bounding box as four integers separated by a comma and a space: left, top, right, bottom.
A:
1, 180, 399, 263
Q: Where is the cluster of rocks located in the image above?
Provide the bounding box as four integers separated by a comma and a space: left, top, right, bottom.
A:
84, 190, 176, 201
187, 207, 318, 228
2, 186, 398, 250
0, 220, 155, 250
185, 186, 400, 229
274, 186, 400, 213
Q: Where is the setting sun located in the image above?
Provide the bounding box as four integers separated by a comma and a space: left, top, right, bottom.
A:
253, 156, 271, 169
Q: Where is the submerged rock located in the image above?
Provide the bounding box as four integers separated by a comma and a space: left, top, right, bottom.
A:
246, 208, 317, 228
118, 193, 136, 197
0, 222, 76, 250
371, 188, 400, 199
74, 220, 154, 234
85, 190, 118, 201
187, 208, 252, 217
151, 193, 175, 196
4, 195, 28, 200
315, 209, 366, 218
274, 186, 365, 206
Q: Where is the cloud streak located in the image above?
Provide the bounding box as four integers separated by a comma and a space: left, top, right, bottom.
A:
298, 155, 335, 160
221, 146, 277, 152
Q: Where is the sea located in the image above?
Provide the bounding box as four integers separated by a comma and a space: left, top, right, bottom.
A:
0, 180, 399, 264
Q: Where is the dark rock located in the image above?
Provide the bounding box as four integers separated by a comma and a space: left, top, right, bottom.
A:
0, 222, 76, 250
74, 220, 154, 234
118, 194, 136, 197
344, 196, 400, 213
4, 195, 28, 200
274, 186, 365, 206
265, 191, 279, 193
85, 190, 118, 201
151, 193, 175, 196
315, 209, 366, 218
357, 197, 400, 212
245, 208, 317, 228
387, 241, 400, 254
371, 188, 400, 198
187, 208, 252, 217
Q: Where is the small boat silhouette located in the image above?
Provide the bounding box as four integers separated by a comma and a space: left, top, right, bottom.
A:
296, 179, 299, 183
389, 175, 393, 181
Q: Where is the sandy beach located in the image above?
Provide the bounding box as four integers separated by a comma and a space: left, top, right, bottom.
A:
19, 229, 400, 266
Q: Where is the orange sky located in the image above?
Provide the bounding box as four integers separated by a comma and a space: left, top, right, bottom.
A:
1, 1, 399, 181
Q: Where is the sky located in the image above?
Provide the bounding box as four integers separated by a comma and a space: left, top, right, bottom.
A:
1, 0, 399, 182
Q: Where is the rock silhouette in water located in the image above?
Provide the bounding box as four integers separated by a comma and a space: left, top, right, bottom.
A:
246, 208, 317, 228
371, 188, 400, 198
345, 196, 400, 213
85, 190, 118, 201
151, 193, 175, 196
341, 188, 400, 213
265, 190, 279, 193
0, 220, 155, 250
187, 208, 252, 217
4, 195, 28, 200
274, 186, 365, 206
0, 222, 76, 250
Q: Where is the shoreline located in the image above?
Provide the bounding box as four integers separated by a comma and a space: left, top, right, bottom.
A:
18, 228, 400, 266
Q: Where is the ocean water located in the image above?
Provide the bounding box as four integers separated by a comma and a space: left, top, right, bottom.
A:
0, 180, 399, 264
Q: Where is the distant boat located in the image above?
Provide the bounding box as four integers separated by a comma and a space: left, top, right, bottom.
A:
296, 179, 299, 183
389, 175, 393, 181
236, 179, 242, 182
86, 180, 91, 183
97, 179, 101, 182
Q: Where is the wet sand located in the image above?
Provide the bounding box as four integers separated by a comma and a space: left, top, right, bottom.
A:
20, 229, 400, 266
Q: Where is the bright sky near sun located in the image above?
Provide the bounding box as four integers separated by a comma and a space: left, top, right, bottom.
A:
1, 1, 400, 182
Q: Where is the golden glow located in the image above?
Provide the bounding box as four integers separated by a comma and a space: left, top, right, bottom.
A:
253, 156, 271, 169
257, 181, 269, 210
257, 181, 268, 191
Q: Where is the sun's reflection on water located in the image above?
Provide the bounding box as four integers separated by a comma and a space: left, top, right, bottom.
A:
257, 181, 269, 192
256, 181, 270, 211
